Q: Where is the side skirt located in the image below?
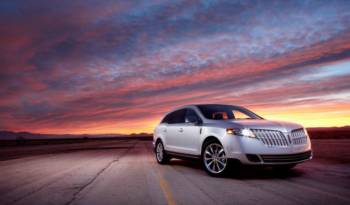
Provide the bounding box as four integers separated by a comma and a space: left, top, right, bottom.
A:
165, 150, 201, 160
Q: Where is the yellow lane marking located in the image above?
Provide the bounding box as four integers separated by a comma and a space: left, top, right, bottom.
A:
158, 172, 177, 205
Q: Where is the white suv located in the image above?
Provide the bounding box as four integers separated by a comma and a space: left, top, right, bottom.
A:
153, 104, 312, 176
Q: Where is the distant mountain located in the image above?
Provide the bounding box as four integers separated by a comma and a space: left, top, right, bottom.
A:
0, 130, 76, 140
0, 131, 18, 140
0, 130, 151, 140
306, 126, 350, 139
307, 126, 350, 131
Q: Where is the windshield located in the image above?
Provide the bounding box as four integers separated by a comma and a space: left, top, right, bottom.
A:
197, 104, 263, 120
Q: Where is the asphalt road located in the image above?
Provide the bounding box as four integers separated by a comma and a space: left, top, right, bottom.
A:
0, 139, 349, 205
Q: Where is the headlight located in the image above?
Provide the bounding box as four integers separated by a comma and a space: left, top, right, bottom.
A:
226, 128, 256, 138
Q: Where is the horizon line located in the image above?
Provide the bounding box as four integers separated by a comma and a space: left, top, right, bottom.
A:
2, 125, 350, 136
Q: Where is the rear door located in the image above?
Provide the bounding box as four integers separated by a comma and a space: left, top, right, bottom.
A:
164, 109, 186, 152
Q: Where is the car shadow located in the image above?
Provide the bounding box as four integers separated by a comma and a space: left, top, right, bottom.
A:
167, 159, 304, 180
227, 165, 304, 180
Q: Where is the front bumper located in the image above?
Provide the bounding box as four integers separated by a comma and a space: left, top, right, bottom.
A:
223, 133, 312, 165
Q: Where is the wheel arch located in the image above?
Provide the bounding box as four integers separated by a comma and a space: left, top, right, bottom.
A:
155, 138, 163, 144
154, 137, 164, 152
201, 136, 221, 156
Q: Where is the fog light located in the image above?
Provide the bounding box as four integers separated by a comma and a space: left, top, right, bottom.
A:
246, 154, 261, 162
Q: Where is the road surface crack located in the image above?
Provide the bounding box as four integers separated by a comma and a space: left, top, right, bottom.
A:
8, 161, 92, 205
65, 144, 135, 205
65, 157, 119, 205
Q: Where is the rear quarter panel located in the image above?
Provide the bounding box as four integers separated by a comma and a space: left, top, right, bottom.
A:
153, 124, 166, 147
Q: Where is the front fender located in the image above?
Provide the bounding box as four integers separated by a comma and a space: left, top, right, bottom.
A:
199, 126, 226, 152
200, 126, 242, 158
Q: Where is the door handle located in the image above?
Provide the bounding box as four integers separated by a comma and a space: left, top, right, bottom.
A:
179, 128, 183, 132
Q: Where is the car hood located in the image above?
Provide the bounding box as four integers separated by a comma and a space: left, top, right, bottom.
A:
225, 119, 303, 132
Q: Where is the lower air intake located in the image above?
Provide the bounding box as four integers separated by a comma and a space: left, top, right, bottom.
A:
260, 151, 312, 163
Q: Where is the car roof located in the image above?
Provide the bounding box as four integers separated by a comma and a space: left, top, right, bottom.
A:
166, 104, 244, 114
195, 103, 241, 107
170, 104, 244, 112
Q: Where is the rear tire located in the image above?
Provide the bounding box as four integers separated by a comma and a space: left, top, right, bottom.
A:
155, 141, 170, 164
202, 139, 231, 177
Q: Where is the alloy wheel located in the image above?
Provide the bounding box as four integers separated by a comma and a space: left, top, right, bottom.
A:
204, 143, 227, 174
156, 142, 164, 162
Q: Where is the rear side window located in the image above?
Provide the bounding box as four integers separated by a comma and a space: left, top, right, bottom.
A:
161, 109, 186, 124
169, 109, 186, 124
161, 114, 171, 124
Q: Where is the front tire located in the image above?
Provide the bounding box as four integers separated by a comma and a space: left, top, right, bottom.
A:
155, 141, 170, 164
202, 140, 230, 177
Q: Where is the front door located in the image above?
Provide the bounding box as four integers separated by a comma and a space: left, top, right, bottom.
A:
180, 109, 202, 155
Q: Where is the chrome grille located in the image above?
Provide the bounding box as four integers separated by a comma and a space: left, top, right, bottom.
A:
251, 129, 289, 147
291, 128, 307, 145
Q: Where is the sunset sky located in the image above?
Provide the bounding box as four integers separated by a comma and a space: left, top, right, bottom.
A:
1, 0, 350, 134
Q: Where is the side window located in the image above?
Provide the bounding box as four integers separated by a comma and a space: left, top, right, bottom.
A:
185, 109, 201, 123
167, 109, 186, 124
232, 110, 252, 120
161, 114, 171, 124
212, 112, 228, 120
